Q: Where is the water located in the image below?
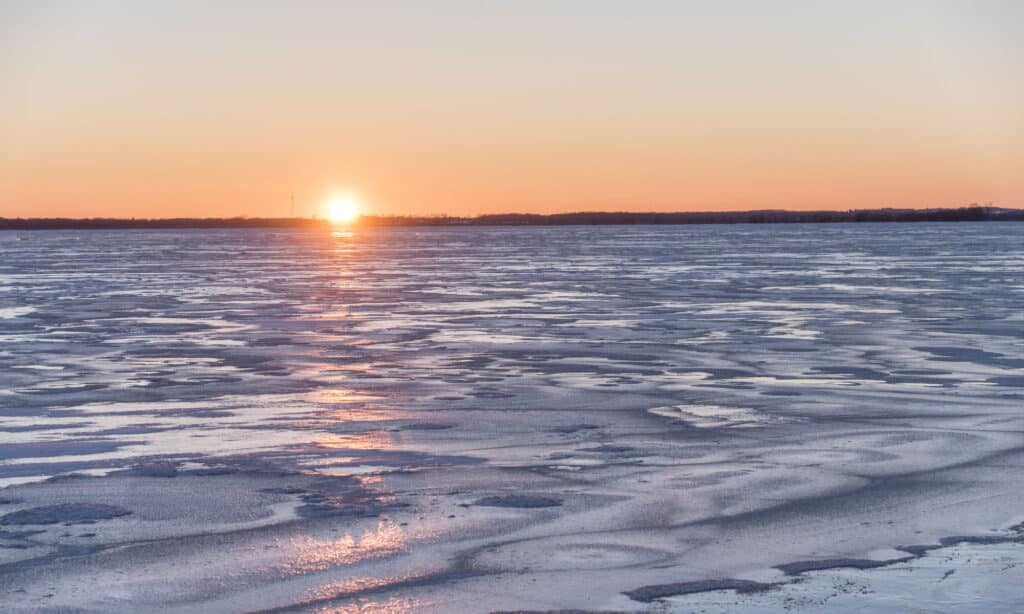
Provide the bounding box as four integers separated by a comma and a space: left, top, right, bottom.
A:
1, 223, 1022, 612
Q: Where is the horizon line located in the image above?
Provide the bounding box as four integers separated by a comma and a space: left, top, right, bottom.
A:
1, 203, 1017, 222
2, 206, 1022, 231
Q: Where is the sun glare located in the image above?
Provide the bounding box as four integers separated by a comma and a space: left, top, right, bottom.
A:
327, 197, 360, 224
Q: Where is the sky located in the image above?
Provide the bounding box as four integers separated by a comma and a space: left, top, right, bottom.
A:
1, 1, 1022, 218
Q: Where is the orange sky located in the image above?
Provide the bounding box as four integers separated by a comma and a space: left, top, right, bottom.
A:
2, 2, 1021, 218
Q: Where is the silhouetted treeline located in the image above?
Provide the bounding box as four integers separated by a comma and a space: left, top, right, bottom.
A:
430, 206, 1019, 226
2, 206, 1021, 231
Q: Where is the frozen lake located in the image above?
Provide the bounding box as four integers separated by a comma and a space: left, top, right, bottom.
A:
1, 223, 1023, 612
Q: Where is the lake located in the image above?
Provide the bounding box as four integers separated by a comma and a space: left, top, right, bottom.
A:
1, 223, 1023, 612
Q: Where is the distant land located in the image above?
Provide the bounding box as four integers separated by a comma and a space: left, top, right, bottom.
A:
1, 206, 1021, 230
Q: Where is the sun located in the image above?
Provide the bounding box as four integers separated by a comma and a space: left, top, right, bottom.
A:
327, 197, 360, 224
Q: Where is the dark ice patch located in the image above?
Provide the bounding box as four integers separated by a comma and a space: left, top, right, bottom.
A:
0, 439, 142, 460
471, 391, 515, 399
20, 383, 108, 395
162, 408, 236, 418
0, 503, 132, 525
271, 476, 408, 519
249, 336, 299, 347
577, 445, 634, 454
811, 366, 889, 380
116, 461, 179, 477
775, 556, 912, 576
988, 375, 1024, 387
472, 495, 562, 508
297, 500, 392, 519
624, 579, 775, 602
89, 423, 175, 436
0, 529, 44, 539
395, 422, 456, 431
916, 346, 1024, 369
548, 424, 600, 434
939, 533, 1024, 547
884, 375, 954, 387
897, 544, 942, 557
0, 422, 93, 433
445, 356, 495, 369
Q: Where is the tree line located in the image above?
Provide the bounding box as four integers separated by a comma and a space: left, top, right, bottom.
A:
2, 206, 1021, 230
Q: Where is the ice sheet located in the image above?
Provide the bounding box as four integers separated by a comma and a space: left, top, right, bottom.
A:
1, 223, 1022, 612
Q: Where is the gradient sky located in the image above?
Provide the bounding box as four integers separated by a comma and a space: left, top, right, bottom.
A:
2, 1, 1022, 218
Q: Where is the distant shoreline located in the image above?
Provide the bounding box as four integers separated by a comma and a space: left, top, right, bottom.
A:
2, 206, 1021, 230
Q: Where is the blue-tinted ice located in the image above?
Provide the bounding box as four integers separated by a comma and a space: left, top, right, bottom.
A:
1, 223, 1022, 612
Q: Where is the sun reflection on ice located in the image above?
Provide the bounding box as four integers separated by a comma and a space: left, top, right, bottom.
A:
314, 432, 400, 451
285, 519, 410, 574
313, 595, 425, 613
280, 520, 433, 612
312, 389, 386, 407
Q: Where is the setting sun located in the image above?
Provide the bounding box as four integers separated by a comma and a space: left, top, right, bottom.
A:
327, 197, 360, 223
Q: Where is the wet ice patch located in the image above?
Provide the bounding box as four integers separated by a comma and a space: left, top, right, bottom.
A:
472, 495, 562, 508
0, 503, 131, 525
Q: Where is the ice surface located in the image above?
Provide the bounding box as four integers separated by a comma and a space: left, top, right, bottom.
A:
0, 223, 1022, 612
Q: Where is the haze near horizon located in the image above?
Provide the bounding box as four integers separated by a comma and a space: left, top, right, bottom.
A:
2, 1, 1022, 218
